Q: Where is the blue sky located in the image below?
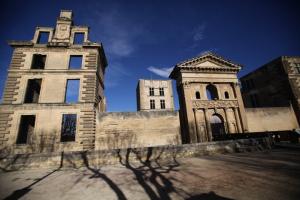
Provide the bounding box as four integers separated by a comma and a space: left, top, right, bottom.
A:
1, 0, 300, 111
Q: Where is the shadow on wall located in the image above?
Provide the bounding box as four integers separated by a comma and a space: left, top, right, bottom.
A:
97, 130, 138, 150
0, 131, 58, 171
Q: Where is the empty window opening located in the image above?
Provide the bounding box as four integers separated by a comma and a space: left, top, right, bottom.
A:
16, 115, 36, 144
69, 55, 83, 69
160, 99, 165, 109
61, 114, 77, 142
149, 87, 154, 96
224, 91, 229, 99
206, 84, 218, 100
24, 79, 42, 103
150, 99, 155, 109
159, 88, 164, 96
74, 33, 85, 44
65, 79, 80, 103
37, 32, 49, 44
31, 54, 46, 69
195, 91, 201, 99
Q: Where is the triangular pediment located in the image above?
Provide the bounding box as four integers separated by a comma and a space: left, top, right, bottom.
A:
177, 52, 242, 69
195, 60, 223, 68
169, 52, 242, 79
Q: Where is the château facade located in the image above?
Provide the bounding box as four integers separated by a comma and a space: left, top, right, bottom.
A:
136, 79, 174, 111
0, 10, 299, 154
0, 10, 107, 153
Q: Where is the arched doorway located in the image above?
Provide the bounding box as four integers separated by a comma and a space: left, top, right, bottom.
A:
210, 114, 225, 140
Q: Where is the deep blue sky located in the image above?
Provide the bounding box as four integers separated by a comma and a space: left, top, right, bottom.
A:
1, 0, 300, 111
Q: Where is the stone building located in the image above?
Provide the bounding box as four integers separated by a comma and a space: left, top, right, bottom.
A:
0, 10, 107, 153
0, 10, 298, 155
136, 79, 174, 111
169, 53, 248, 144
240, 56, 300, 124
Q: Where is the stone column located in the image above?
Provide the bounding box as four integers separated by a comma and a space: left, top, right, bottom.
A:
215, 84, 222, 100
224, 108, 231, 134
204, 108, 212, 141
182, 82, 198, 143
233, 107, 242, 133
232, 82, 248, 132
193, 109, 200, 143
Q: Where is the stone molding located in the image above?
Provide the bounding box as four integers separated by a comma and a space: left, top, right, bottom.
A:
192, 100, 239, 109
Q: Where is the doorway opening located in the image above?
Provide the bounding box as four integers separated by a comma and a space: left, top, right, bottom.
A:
210, 114, 225, 140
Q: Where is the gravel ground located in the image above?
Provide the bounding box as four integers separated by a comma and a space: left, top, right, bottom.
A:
1, 148, 300, 200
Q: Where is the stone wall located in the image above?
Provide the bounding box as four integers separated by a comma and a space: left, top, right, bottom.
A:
95, 111, 181, 150
0, 138, 273, 170
246, 106, 299, 132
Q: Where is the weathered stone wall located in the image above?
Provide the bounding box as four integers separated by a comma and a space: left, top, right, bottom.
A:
95, 111, 181, 150
0, 138, 273, 170
246, 106, 299, 132
0, 103, 96, 154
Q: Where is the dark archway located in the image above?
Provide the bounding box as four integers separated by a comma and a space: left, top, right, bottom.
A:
195, 91, 200, 99
224, 91, 229, 99
206, 84, 218, 100
210, 114, 225, 140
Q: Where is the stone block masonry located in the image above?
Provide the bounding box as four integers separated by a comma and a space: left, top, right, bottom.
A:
0, 137, 272, 170
96, 111, 181, 150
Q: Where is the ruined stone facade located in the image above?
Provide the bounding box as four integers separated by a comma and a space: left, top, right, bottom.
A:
240, 56, 300, 125
0, 10, 299, 154
0, 10, 107, 153
136, 79, 174, 111
169, 53, 248, 144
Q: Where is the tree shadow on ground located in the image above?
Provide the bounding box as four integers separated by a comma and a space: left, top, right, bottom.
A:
2, 152, 64, 200
116, 147, 181, 200
186, 191, 234, 200
80, 151, 127, 200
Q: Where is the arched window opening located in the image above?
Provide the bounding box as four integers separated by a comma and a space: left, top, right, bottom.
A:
224, 91, 229, 99
206, 84, 218, 100
195, 91, 200, 99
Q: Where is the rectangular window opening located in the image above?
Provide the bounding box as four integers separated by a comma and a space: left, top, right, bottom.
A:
159, 88, 164, 96
69, 55, 83, 69
37, 32, 49, 44
160, 99, 165, 109
74, 33, 85, 44
61, 114, 77, 142
149, 87, 154, 96
150, 99, 155, 109
16, 115, 36, 144
31, 54, 46, 69
24, 79, 42, 103
65, 79, 80, 103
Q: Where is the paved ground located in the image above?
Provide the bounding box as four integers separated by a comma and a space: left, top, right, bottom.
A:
1, 148, 300, 200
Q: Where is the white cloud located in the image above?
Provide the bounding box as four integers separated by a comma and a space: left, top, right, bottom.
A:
193, 23, 206, 41
198, 48, 219, 56
84, 5, 148, 86
89, 8, 145, 58
147, 66, 173, 78
105, 61, 131, 88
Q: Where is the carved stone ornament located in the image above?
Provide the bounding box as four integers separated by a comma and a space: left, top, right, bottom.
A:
182, 81, 190, 88
56, 24, 70, 39
192, 100, 239, 109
